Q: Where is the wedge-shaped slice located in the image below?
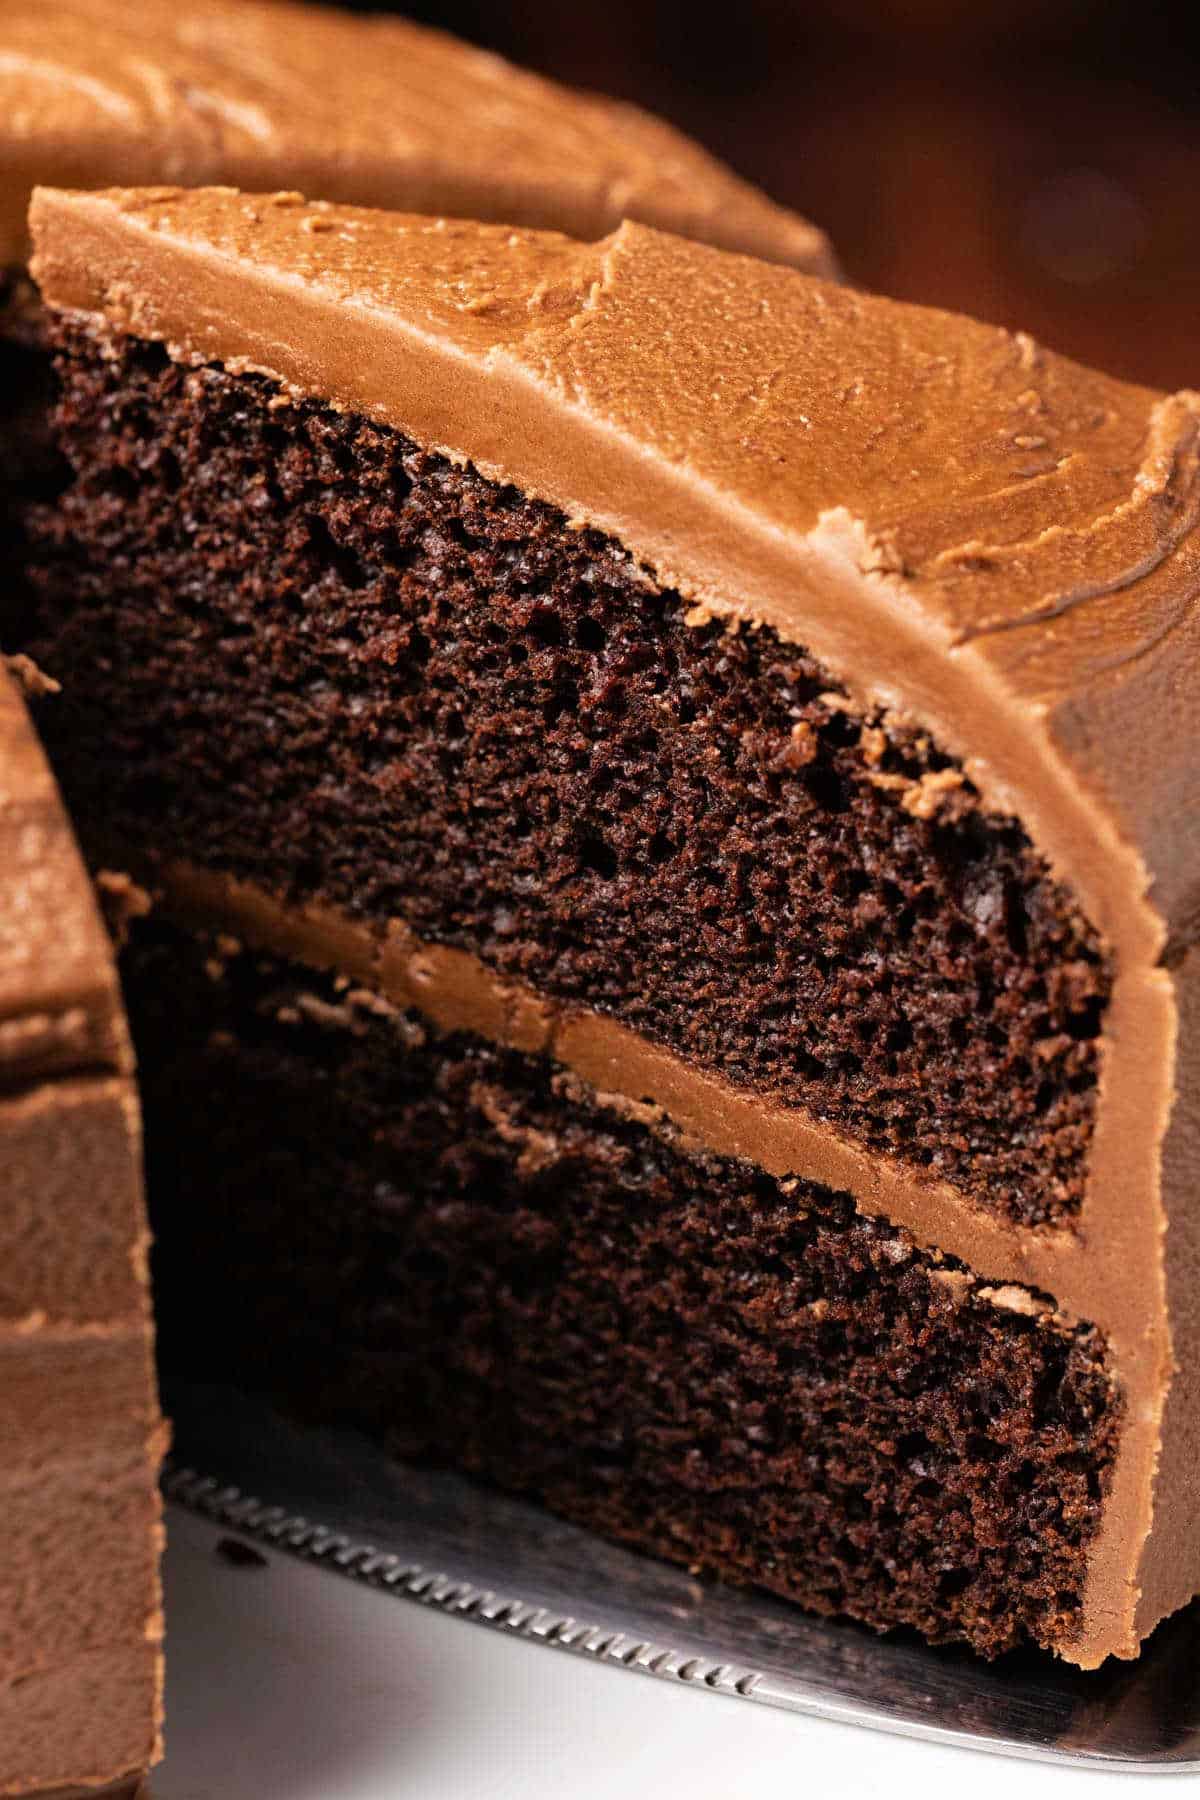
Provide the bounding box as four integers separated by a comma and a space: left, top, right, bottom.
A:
24, 185, 1200, 1667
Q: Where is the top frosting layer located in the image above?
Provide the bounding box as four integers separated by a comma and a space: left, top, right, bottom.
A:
0, 0, 835, 275
29, 185, 1200, 953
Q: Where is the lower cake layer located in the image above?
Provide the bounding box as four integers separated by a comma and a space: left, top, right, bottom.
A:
126, 919, 1121, 1661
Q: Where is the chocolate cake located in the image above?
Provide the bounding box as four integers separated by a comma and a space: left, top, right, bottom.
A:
18, 184, 1199, 1683
0, 657, 161, 1798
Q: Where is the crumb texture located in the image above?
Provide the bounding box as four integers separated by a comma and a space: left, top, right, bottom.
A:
25, 329, 1114, 1224
131, 924, 1120, 1659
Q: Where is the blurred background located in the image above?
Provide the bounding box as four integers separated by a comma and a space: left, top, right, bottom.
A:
353, 0, 1199, 391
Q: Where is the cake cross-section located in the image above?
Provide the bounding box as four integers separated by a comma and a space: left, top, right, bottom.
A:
23, 184, 1200, 1667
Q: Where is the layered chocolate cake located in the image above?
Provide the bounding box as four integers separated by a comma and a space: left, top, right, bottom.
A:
0, 658, 161, 1797
15, 183, 1200, 1695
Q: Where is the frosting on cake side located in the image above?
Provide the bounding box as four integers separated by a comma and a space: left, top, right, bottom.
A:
0, 659, 162, 1796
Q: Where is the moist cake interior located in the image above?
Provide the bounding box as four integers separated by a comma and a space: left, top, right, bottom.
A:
23, 323, 1111, 1228
6, 314, 1127, 1663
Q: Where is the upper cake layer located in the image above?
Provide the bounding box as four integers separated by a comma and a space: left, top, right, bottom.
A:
23, 324, 1114, 1229
27, 187, 1198, 954
0, 0, 835, 274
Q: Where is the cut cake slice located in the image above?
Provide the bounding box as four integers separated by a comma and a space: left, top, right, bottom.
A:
21, 183, 1200, 1669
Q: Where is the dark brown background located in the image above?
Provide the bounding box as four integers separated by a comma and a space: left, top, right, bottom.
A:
351, 0, 1200, 391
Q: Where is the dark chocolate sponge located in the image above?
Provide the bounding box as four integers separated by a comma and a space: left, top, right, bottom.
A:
24, 328, 1109, 1227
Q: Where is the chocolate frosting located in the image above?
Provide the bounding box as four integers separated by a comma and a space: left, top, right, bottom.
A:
0, 0, 835, 275
29, 185, 1200, 1665
0, 662, 162, 1795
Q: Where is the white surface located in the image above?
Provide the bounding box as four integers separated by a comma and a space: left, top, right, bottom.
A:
155, 1510, 1189, 1799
